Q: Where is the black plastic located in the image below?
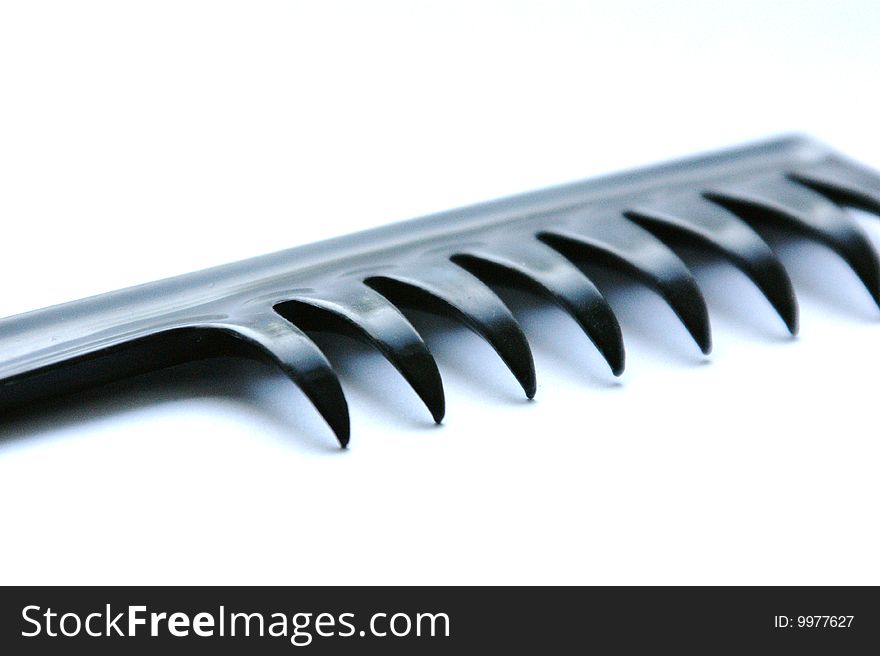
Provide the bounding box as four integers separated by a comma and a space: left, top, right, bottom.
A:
2, 135, 879, 446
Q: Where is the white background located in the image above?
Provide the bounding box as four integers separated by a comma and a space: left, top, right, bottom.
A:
1, 1, 878, 585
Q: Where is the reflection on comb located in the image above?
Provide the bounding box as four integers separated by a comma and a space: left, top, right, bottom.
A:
1, 136, 878, 446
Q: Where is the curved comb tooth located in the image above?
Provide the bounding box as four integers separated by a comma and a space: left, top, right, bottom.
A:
206, 312, 350, 447
706, 174, 880, 307
364, 265, 537, 398
539, 216, 712, 354
790, 157, 880, 216
277, 285, 445, 424
626, 195, 798, 334
450, 240, 625, 376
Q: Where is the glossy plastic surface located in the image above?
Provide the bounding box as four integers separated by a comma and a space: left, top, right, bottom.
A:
2, 135, 879, 446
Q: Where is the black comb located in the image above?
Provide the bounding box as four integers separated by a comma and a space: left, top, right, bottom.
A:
2, 135, 878, 447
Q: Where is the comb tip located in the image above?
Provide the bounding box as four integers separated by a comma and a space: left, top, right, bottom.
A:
680, 304, 712, 356
429, 395, 446, 424
781, 301, 800, 336
586, 315, 626, 378
840, 237, 880, 311
520, 362, 538, 399
321, 402, 350, 448
762, 268, 800, 336
603, 340, 626, 377
696, 330, 712, 356
414, 364, 446, 424
846, 252, 880, 312
512, 359, 537, 399
678, 283, 713, 356
869, 275, 880, 311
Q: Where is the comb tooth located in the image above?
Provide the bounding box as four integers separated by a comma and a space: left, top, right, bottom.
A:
277, 285, 445, 423
208, 312, 350, 446
540, 216, 712, 354
365, 265, 537, 398
626, 195, 799, 334
450, 240, 625, 376
706, 174, 880, 307
790, 157, 880, 216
